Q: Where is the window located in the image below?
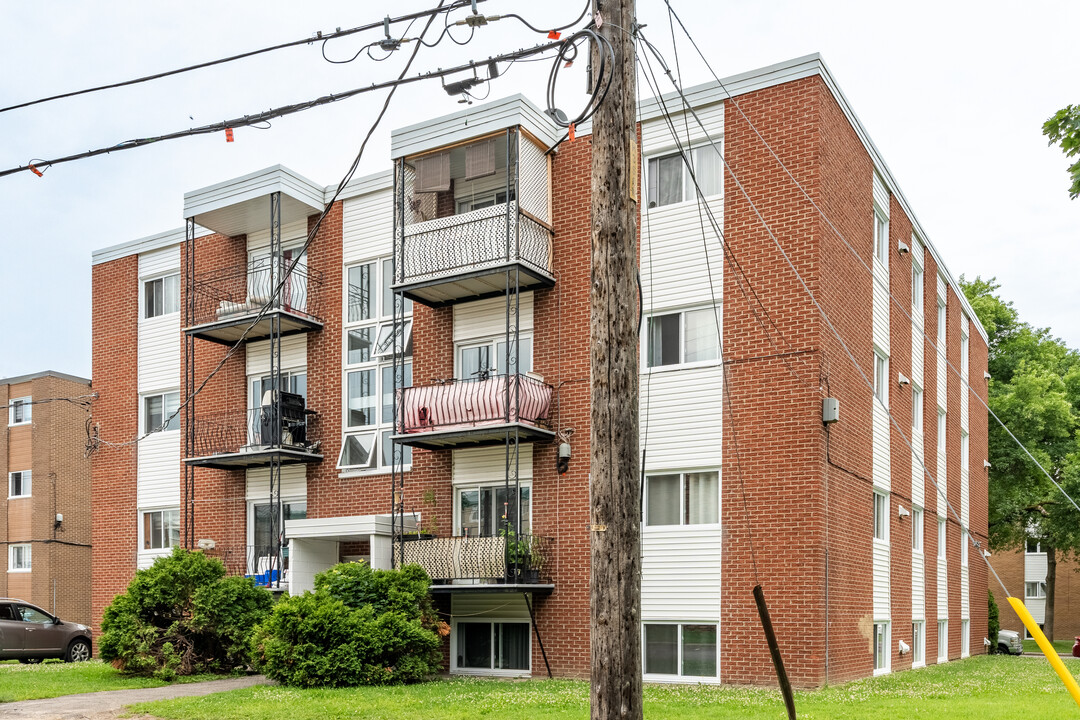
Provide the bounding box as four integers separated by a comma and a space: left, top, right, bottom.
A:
17, 605, 51, 624
873, 208, 889, 266
456, 484, 531, 537
8, 471, 30, 499
1026, 538, 1044, 554
342, 258, 413, 473
250, 501, 307, 575
937, 299, 946, 350
1026, 581, 1046, 599
458, 337, 533, 379
8, 544, 30, 572
873, 350, 888, 406
645, 472, 719, 527
961, 332, 969, 378
646, 307, 720, 368
912, 260, 923, 309
961, 530, 968, 566
937, 408, 946, 455
144, 273, 180, 318
912, 385, 923, 431
912, 506, 923, 552
873, 622, 890, 673
961, 620, 970, 657
938, 518, 946, 560
456, 190, 509, 214
456, 621, 529, 671
961, 432, 969, 475
873, 491, 889, 541
643, 623, 717, 677
143, 392, 180, 433
938, 620, 948, 661
8, 397, 31, 426
646, 146, 722, 209
912, 621, 925, 666
142, 509, 180, 550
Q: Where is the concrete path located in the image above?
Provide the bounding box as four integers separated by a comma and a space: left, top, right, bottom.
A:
0, 674, 270, 720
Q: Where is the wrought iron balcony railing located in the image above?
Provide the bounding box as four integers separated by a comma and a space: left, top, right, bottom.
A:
394, 534, 553, 585
186, 257, 324, 337
395, 373, 553, 445
185, 406, 320, 467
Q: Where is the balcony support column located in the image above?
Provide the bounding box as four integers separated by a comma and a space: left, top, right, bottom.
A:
392, 157, 407, 569
268, 191, 283, 589
183, 216, 197, 550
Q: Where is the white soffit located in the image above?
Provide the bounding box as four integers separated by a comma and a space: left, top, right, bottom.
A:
183, 164, 325, 238
390, 94, 561, 159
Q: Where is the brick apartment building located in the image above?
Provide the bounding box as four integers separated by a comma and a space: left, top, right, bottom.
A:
996, 544, 1080, 644
1, 370, 92, 624
90, 54, 989, 685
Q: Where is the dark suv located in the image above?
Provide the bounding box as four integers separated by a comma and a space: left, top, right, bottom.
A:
0, 598, 91, 663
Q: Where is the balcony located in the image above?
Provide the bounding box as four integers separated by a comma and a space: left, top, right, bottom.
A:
393, 373, 555, 449
184, 400, 322, 469
392, 127, 554, 307
185, 258, 324, 345
394, 534, 554, 594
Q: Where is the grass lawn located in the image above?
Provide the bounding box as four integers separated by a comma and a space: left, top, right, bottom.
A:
1022, 638, 1076, 655
134, 655, 1080, 720
0, 660, 220, 703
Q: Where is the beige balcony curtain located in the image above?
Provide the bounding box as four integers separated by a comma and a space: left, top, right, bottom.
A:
464, 139, 496, 180
414, 152, 450, 193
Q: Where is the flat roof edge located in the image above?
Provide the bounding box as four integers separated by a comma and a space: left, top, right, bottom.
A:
0, 370, 91, 386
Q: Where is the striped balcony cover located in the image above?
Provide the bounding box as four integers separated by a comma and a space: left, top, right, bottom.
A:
399, 375, 551, 434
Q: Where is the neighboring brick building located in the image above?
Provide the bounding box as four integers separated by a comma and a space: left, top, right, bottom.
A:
996, 543, 1080, 644
90, 54, 989, 685
1, 370, 92, 625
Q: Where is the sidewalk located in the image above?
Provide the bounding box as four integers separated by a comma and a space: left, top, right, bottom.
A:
0, 674, 270, 719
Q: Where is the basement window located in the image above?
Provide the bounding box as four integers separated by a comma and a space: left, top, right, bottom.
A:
643, 623, 717, 678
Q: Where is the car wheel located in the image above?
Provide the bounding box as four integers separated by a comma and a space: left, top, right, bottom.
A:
998, 643, 1009, 654
66, 639, 91, 663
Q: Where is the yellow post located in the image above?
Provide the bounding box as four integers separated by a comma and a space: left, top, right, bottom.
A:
1007, 596, 1080, 708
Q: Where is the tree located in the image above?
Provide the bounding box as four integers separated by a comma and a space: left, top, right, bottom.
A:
1043, 105, 1080, 199
962, 276, 1080, 640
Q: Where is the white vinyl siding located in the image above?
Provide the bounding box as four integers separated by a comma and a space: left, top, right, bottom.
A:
246, 465, 307, 501
639, 365, 723, 471
245, 220, 309, 254
873, 491, 891, 620
343, 186, 393, 264
246, 335, 307, 376
136, 431, 181, 508
871, 173, 892, 635
1025, 549, 1048, 623
138, 247, 182, 394
937, 517, 949, 620
453, 446, 533, 486
452, 294, 534, 345
641, 525, 722, 624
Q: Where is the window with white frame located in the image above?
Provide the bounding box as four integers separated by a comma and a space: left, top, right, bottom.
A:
645, 471, 719, 527
646, 307, 720, 368
142, 509, 180, 550
1026, 537, 1044, 554
937, 299, 946, 349
144, 273, 180, 319
938, 517, 946, 560
1026, 581, 1046, 598
937, 408, 946, 455
458, 336, 533, 379
873, 491, 889, 542
8, 397, 31, 426
8, 471, 30, 499
873, 207, 889, 267
961, 431, 969, 475
961, 331, 969, 378
961, 529, 968, 566
873, 621, 890, 673
873, 350, 888, 406
937, 619, 948, 661
961, 619, 970, 657
912, 385, 923, 432
912, 620, 925, 666
646, 146, 722, 209
249, 500, 307, 574
8, 544, 30, 572
455, 483, 531, 537
643, 623, 717, 677
456, 621, 530, 671
341, 258, 412, 472
912, 259, 923, 309
912, 506, 923, 552
143, 392, 180, 434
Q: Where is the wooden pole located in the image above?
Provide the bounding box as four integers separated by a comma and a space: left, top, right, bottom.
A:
589, 1, 641, 719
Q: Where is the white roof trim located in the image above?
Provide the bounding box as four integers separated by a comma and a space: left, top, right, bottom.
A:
183, 164, 324, 219
284, 513, 411, 541
330, 169, 394, 203
92, 226, 211, 266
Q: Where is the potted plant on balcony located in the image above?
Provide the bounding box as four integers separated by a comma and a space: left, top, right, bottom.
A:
501, 528, 532, 582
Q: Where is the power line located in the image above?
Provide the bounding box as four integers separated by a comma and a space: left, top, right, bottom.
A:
1, 393, 96, 411
0, 1, 484, 115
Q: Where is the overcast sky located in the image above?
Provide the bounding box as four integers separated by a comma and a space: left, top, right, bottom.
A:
1, 1, 1076, 381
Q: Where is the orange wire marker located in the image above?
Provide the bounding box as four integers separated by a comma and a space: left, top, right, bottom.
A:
225, 128, 234, 142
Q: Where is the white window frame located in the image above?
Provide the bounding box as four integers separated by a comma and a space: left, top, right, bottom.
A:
455, 334, 534, 379
642, 621, 719, 681
961, 529, 968, 567
140, 508, 180, 551
645, 144, 724, 210
142, 391, 181, 434
643, 306, 721, 371
937, 408, 947, 456
960, 331, 969, 378
450, 617, 532, 677
937, 619, 948, 661
643, 470, 721, 528
911, 257, 923, 309
8, 544, 30, 573
912, 620, 925, 668
937, 298, 947, 351
8, 397, 31, 426
912, 385, 923, 432
961, 619, 970, 658
873, 206, 889, 269
246, 497, 307, 576
1025, 581, 1046, 599
938, 517, 947, 560
342, 257, 413, 476
873, 349, 888, 407
453, 481, 533, 537
143, 273, 180, 319
912, 506, 923, 553
873, 491, 889, 543
873, 621, 891, 675
8, 470, 31, 499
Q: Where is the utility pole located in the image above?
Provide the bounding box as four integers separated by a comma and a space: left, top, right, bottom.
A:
589, 1, 641, 719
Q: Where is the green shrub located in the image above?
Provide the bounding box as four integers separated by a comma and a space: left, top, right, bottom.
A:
989, 590, 1000, 650
99, 548, 273, 678
252, 562, 444, 687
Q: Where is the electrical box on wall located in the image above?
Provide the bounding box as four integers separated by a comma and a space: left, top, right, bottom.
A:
822, 397, 840, 424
